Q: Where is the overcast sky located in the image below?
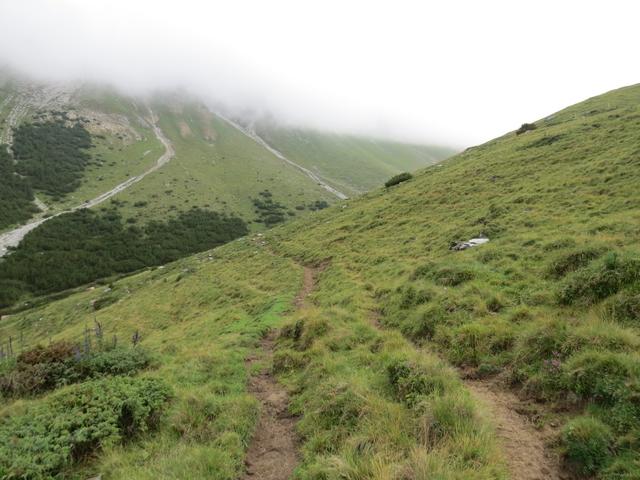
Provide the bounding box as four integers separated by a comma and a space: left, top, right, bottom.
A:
0, 0, 638, 146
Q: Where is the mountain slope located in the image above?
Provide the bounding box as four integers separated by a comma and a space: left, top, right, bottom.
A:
0, 78, 335, 232
2, 85, 640, 479
1, 74, 452, 237
254, 121, 456, 196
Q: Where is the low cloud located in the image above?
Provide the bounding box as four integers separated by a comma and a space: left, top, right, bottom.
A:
0, 0, 638, 146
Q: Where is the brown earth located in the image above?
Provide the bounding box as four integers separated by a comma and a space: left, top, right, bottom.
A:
242, 265, 317, 480
466, 380, 565, 480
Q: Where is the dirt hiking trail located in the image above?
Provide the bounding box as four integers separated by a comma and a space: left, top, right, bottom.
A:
369, 306, 564, 479
243, 265, 317, 480
466, 380, 564, 480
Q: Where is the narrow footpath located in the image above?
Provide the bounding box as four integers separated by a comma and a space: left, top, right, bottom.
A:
242, 265, 317, 479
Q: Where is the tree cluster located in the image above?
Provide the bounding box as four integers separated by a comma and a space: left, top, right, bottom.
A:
0, 207, 248, 306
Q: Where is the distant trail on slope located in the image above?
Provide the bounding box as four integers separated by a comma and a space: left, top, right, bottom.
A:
0, 107, 174, 257
216, 113, 349, 200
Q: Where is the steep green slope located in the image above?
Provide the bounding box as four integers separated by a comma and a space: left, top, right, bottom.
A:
1, 74, 452, 235
268, 83, 640, 477
110, 98, 335, 224
0, 79, 164, 228
255, 122, 456, 196
2, 84, 640, 479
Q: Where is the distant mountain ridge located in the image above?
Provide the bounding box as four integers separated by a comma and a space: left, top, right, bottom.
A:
0, 71, 455, 236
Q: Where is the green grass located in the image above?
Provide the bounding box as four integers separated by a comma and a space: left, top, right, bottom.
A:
2, 82, 640, 478
1, 80, 451, 235
266, 82, 640, 477
255, 121, 456, 196
0, 243, 302, 478
108, 98, 336, 225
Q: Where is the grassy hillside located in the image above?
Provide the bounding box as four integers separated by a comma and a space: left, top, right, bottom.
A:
109, 97, 335, 225
1, 75, 452, 234
0, 78, 164, 215
1, 84, 640, 479
255, 122, 456, 196
0, 79, 334, 232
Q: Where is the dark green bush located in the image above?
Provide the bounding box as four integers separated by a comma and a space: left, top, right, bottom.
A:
0, 147, 36, 230
515, 123, 537, 135
0, 342, 151, 398
557, 253, 640, 305
76, 347, 151, 377
12, 120, 92, 198
385, 172, 413, 188
252, 191, 287, 226
0, 207, 248, 305
0, 377, 170, 478
308, 200, 329, 211
561, 416, 613, 475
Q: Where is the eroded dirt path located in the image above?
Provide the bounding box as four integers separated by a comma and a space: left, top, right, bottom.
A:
368, 303, 563, 479
243, 265, 317, 480
465, 380, 563, 480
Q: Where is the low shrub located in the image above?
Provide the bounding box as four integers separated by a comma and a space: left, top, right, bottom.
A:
385, 172, 413, 188
515, 123, 537, 135
557, 253, 640, 305
0, 342, 150, 398
0, 377, 170, 478
17, 341, 75, 365
76, 346, 151, 377
561, 416, 613, 475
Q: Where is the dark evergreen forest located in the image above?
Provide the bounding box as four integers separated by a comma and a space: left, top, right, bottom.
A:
0, 147, 36, 230
0, 207, 248, 307
12, 120, 92, 199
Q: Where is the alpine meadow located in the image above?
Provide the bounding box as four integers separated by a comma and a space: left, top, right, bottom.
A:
1, 2, 640, 479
